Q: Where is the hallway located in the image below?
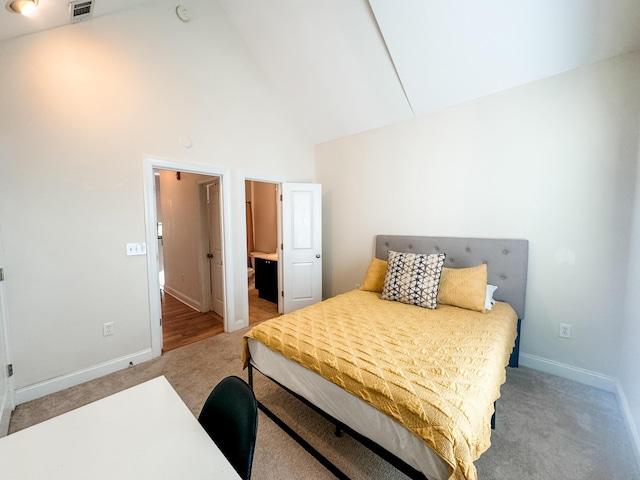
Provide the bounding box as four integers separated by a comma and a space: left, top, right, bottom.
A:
161, 288, 279, 352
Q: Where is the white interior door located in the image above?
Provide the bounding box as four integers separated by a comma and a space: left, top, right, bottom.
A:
207, 181, 225, 318
0, 233, 14, 436
280, 183, 322, 314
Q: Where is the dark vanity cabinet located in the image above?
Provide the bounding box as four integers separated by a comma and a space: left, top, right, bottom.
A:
255, 257, 278, 303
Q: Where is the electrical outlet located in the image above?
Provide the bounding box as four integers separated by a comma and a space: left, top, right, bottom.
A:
559, 323, 571, 339
103, 322, 114, 336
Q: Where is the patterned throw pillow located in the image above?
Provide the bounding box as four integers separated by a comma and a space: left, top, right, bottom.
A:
381, 250, 446, 309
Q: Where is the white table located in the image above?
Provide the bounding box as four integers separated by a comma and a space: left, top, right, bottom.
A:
0, 376, 241, 479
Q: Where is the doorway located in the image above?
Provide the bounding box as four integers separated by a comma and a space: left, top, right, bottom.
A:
245, 180, 280, 324
155, 171, 225, 352
243, 181, 323, 318
143, 158, 234, 358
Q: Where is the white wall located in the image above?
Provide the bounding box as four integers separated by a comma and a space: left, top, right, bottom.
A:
0, 0, 314, 399
619, 129, 640, 458
316, 51, 640, 384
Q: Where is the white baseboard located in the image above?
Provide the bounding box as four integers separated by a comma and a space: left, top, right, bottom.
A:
520, 352, 640, 469
163, 285, 201, 311
519, 352, 617, 392
615, 380, 640, 472
14, 349, 153, 405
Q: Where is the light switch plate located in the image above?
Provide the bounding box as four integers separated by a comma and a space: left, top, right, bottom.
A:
126, 243, 147, 256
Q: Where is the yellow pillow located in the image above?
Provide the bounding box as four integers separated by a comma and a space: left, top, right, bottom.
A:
359, 258, 388, 293
437, 264, 487, 312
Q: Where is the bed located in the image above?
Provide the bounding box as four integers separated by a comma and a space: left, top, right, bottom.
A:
243, 235, 529, 480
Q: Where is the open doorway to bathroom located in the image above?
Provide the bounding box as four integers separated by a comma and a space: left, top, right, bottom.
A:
245, 180, 280, 324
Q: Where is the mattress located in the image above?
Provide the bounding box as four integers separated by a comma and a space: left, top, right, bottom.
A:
244, 289, 518, 480
247, 337, 451, 479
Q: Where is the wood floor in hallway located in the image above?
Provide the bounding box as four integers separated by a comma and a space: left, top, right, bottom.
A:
161, 288, 279, 352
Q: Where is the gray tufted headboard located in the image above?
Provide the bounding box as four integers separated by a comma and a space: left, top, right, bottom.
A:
375, 235, 529, 320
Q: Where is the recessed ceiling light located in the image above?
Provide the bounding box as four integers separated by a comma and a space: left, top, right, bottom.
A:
5, 0, 39, 16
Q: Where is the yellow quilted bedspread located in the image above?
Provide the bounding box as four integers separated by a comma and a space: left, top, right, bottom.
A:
243, 289, 518, 480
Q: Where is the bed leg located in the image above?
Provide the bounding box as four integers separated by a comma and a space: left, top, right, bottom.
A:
334, 424, 343, 437
247, 363, 254, 388
491, 401, 496, 430
509, 318, 522, 368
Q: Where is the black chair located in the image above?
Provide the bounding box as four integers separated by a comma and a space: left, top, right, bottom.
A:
198, 376, 258, 480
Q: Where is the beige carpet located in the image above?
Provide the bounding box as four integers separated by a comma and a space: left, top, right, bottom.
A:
8, 328, 640, 480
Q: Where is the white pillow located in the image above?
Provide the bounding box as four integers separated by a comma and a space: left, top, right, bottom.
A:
485, 284, 498, 310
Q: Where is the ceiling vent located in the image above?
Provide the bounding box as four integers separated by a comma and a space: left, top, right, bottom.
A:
69, 0, 93, 24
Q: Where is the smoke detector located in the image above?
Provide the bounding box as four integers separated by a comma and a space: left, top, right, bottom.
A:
69, 0, 93, 24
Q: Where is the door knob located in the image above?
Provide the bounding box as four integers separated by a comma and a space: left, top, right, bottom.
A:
316, 254, 321, 258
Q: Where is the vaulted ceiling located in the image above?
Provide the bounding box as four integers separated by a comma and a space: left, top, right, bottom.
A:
2, 0, 640, 144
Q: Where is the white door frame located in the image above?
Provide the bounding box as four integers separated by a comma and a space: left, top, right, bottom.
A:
143, 158, 234, 358
0, 231, 15, 436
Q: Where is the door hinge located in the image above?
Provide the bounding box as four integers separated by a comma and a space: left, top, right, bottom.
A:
0, 268, 4, 281
280, 194, 283, 201
159, 317, 162, 326
7, 364, 13, 377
